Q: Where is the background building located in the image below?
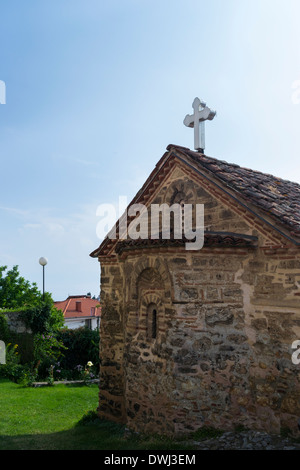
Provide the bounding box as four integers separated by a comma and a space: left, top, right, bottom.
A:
54, 294, 101, 330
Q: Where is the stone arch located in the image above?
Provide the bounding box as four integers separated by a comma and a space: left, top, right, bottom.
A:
129, 255, 172, 301
136, 268, 165, 341
123, 256, 173, 341
139, 292, 164, 341
124, 265, 176, 434
163, 178, 198, 206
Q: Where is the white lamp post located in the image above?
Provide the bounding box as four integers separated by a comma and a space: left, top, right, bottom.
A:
39, 257, 48, 300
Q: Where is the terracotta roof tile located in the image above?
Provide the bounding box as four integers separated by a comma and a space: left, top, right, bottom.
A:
169, 145, 300, 238
115, 232, 258, 255
54, 296, 101, 319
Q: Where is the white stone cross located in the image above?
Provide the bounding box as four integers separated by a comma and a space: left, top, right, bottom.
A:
184, 98, 216, 152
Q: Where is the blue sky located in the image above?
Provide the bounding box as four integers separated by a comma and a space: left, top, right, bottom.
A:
0, 0, 300, 300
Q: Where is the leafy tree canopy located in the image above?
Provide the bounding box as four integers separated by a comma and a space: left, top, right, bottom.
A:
0, 265, 42, 309
0, 265, 64, 334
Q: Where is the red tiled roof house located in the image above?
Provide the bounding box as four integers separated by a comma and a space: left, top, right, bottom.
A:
54, 295, 101, 330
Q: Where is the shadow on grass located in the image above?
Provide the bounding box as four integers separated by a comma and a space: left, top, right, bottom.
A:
0, 417, 196, 451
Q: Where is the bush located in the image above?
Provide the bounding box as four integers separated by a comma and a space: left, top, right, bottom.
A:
0, 318, 100, 383
0, 342, 37, 385
57, 327, 99, 372
34, 327, 100, 382
10, 333, 34, 364
0, 313, 9, 343
20, 297, 64, 334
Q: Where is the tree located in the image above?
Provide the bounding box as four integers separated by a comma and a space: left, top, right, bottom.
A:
21, 296, 64, 334
0, 265, 64, 334
0, 265, 41, 309
0, 265, 65, 381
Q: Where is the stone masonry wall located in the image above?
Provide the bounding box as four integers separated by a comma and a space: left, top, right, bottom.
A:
168, 248, 300, 435
3, 311, 32, 334
98, 261, 126, 423
98, 245, 300, 436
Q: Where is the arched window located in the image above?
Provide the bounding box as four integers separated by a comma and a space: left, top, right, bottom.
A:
136, 267, 165, 341
147, 303, 158, 340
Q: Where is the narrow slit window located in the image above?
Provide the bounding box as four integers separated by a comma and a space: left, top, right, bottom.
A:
147, 303, 158, 340
152, 309, 157, 339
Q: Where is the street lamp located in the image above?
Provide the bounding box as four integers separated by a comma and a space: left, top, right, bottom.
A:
39, 257, 48, 300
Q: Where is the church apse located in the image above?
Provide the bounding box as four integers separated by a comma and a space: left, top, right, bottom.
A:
123, 257, 178, 434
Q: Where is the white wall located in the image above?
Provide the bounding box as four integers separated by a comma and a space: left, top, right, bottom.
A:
64, 317, 100, 330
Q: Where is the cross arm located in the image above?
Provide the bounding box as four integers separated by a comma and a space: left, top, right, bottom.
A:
183, 114, 195, 128
199, 107, 216, 122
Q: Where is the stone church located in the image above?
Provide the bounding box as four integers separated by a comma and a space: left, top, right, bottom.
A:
90, 143, 300, 436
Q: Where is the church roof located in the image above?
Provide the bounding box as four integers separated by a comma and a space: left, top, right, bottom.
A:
169, 144, 300, 239
90, 145, 300, 258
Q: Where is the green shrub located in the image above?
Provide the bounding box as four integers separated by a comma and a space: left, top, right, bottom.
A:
20, 297, 64, 335
10, 333, 34, 364
0, 313, 9, 343
0, 319, 100, 383
34, 327, 99, 382
57, 327, 99, 372
0, 363, 24, 382
0, 342, 36, 384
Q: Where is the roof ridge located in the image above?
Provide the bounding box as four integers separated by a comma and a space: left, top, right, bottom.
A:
64, 298, 71, 315
170, 144, 300, 186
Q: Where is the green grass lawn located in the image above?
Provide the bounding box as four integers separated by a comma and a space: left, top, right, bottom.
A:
0, 378, 195, 450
